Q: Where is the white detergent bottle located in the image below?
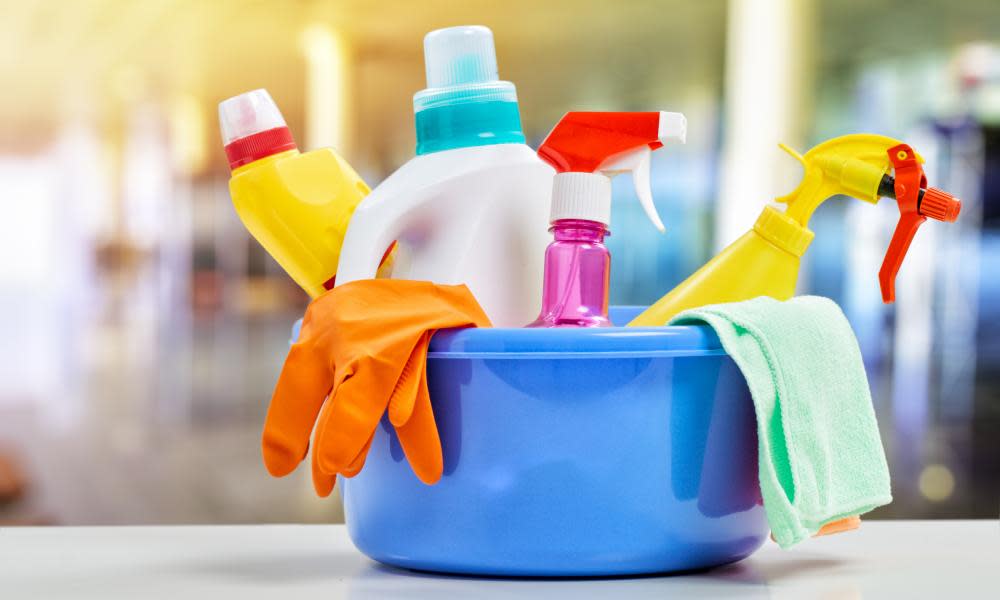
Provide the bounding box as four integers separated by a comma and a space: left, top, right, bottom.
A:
335, 25, 552, 326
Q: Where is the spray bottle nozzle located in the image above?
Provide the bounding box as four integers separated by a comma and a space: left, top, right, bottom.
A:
876, 175, 961, 222
776, 135, 961, 304
877, 143, 962, 302
537, 112, 686, 231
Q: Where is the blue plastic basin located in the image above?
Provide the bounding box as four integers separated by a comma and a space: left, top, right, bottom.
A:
329, 307, 768, 576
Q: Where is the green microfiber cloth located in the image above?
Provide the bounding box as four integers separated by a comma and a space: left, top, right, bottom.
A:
670, 295, 892, 548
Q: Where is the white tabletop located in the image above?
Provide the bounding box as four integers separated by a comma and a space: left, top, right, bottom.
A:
2, 521, 998, 599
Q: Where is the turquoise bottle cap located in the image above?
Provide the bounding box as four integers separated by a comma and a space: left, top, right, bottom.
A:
412, 26, 525, 154
413, 25, 518, 112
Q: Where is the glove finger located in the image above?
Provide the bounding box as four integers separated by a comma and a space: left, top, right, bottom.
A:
313, 370, 392, 475
339, 430, 376, 478
388, 332, 432, 427
310, 430, 337, 498
394, 364, 443, 484
262, 342, 334, 477
310, 428, 372, 496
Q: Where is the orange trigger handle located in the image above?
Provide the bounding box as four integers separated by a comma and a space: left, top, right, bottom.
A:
877, 144, 961, 303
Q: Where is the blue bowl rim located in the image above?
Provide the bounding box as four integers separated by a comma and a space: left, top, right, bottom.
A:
426, 324, 724, 358
291, 305, 725, 359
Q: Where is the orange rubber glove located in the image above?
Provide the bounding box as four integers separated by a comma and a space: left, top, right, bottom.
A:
262, 280, 491, 496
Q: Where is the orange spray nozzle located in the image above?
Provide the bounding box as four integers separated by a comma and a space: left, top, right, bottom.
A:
877, 143, 962, 303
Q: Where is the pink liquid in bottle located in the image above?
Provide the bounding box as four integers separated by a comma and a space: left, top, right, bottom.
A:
527, 219, 611, 328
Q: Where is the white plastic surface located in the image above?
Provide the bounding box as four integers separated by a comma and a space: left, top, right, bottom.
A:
549, 173, 612, 225
218, 89, 287, 145
658, 111, 688, 145
335, 144, 553, 327
423, 25, 499, 88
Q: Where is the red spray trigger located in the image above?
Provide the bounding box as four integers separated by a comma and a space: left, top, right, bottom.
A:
878, 143, 962, 303
537, 112, 664, 172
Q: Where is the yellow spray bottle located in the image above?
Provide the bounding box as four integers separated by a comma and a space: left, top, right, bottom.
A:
220, 89, 391, 298
628, 134, 962, 326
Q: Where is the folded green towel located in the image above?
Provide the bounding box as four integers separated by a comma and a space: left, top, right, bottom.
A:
670, 295, 892, 548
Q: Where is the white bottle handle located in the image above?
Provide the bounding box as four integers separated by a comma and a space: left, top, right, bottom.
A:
335, 206, 403, 287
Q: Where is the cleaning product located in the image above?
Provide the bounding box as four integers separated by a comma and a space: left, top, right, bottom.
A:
263, 280, 491, 496
220, 89, 392, 298
629, 134, 962, 326
334, 25, 553, 327
527, 112, 687, 327
670, 296, 892, 548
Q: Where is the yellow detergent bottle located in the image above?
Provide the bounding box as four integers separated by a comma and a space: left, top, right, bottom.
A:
629, 134, 962, 326
220, 89, 390, 298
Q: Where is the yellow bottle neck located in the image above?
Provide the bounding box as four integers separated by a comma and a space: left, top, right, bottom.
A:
231, 149, 300, 176
753, 206, 814, 258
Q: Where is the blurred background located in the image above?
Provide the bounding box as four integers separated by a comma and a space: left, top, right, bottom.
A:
0, 0, 997, 525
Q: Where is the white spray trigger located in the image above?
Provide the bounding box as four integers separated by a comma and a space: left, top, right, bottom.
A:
598, 147, 666, 233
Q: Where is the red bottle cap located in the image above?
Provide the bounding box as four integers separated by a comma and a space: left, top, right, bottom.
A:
219, 89, 298, 170
224, 127, 297, 170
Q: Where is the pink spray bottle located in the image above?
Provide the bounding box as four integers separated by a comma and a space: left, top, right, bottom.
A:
527, 112, 687, 328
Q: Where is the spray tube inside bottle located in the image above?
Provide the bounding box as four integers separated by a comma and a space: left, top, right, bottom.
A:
527, 111, 687, 327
